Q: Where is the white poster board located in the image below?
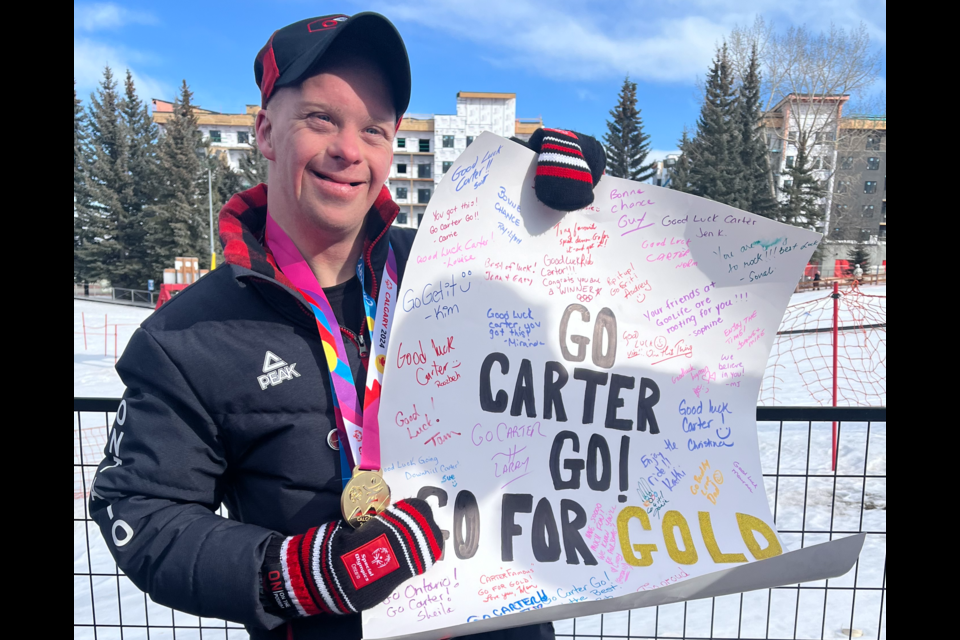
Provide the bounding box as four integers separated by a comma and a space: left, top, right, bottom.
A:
363, 132, 863, 640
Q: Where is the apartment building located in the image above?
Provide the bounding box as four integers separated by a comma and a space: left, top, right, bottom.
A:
152, 100, 258, 170
761, 94, 848, 232
152, 91, 541, 227
830, 117, 886, 242
388, 92, 542, 228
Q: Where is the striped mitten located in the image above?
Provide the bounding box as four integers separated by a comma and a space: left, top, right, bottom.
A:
261, 499, 443, 617
527, 127, 606, 211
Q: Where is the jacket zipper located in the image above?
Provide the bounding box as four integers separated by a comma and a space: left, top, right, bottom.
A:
341, 326, 369, 360
363, 208, 395, 302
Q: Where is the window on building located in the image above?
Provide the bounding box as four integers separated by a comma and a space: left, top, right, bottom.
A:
397, 138, 406, 148
832, 227, 843, 239
209, 130, 222, 143
815, 131, 835, 144
237, 131, 249, 144
466, 136, 474, 147
834, 204, 848, 218
881, 202, 886, 222
419, 139, 430, 152
418, 188, 431, 204
862, 204, 875, 217
840, 156, 854, 170
866, 134, 882, 150
823, 155, 833, 170
867, 157, 880, 170
878, 226, 886, 239
418, 164, 432, 179
442, 135, 454, 148
786, 156, 795, 168
783, 179, 794, 189
396, 187, 408, 200
442, 161, 453, 174
835, 179, 848, 194
417, 213, 424, 227
787, 131, 797, 143
397, 163, 407, 174
864, 181, 877, 194
859, 228, 871, 241
810, 156, 822, 170
397, 211, 408, 225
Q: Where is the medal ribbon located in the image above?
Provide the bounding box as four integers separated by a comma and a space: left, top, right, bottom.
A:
356, 241, 398, 472
265, 214, 396, 479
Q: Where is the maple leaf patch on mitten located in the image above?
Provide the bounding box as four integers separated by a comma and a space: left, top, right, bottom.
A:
261, 498, 443, 617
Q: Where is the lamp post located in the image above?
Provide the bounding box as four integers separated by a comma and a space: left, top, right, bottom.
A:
197, 146, 217, 271
208, 166, 215, 270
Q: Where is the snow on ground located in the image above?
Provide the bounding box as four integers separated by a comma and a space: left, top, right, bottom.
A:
760, 284, 886, 407
74, 300, 154, 397
74, 292, 886, 639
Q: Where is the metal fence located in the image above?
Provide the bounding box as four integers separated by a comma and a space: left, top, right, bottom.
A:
74, 400, 886, 640
75, 284, 157, 308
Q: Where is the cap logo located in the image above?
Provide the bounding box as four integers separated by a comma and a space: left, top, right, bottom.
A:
307, 15, 348, 32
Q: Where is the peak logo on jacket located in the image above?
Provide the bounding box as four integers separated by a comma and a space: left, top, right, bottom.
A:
257, 351, 300, 390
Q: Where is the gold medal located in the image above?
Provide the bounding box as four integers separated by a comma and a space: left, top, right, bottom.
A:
341, 467, 391, 529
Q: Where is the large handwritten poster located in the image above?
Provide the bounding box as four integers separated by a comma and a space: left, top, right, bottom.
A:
363, 133, 864, 640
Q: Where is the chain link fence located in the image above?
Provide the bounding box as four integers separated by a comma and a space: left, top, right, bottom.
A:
75, 400, 885, 640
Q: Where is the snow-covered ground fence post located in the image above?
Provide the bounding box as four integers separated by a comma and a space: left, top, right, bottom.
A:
832, 282, 840, 471
74, 401, 886, 640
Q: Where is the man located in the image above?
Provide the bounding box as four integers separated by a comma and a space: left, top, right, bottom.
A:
90, 12, 603, 640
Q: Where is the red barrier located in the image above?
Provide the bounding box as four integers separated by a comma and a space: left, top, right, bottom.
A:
155, 284, 189, 309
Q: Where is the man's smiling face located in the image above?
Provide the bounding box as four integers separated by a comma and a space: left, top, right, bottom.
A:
258, 52, 396, 238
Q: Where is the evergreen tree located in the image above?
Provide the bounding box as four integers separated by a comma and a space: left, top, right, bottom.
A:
207, 152, 245, 267
117, 70, 160, 287
689, 45, 744, 208
238, 129, 269, 187
74, 80, 94, 283
211, 153, 245, 207
669, 128, 695, 193
736, 45, 779, 219
145, 80, 206, 277
74, 80, 88, 196
778, 133, 826, 230
603, 77, 656, 181
79, 66, 132, 286
846, 242, 871, 271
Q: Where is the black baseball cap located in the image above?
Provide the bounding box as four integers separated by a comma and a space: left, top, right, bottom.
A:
254, 13, 410, 117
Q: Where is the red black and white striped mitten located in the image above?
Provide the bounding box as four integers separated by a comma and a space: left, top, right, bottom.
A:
526, 127, 606, 211
260, 499, 443, 617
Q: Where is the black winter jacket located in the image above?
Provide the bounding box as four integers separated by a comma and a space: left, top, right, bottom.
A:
90, 185, 554, 640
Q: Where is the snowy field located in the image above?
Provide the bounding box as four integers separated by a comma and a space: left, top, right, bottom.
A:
74, 289, 886, 639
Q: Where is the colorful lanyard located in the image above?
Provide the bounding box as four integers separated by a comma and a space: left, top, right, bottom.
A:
265, 214, 397, 488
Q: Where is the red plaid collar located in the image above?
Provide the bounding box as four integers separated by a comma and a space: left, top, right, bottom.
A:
218, 183, 400, 288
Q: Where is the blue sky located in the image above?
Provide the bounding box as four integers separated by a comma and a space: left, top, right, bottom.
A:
74, 1, 886, 160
